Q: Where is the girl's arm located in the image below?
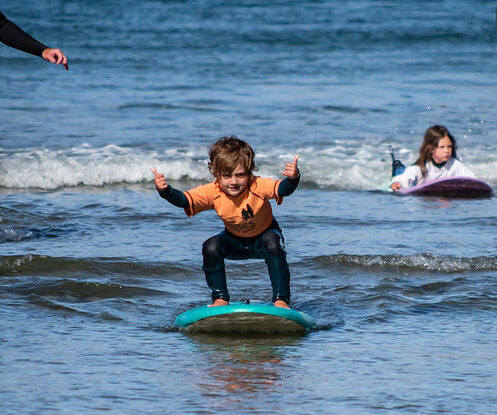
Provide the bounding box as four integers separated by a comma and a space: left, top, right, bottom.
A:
390, 165, 421, 190
454, 159, 476, 178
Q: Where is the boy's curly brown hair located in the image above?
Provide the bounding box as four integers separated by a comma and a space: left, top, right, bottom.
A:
208, 135, 258, 178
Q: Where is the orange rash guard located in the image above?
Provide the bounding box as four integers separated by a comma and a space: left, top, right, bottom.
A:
183, 176, 283, 238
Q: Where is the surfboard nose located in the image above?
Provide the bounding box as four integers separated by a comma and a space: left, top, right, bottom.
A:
175, 302, 317, 334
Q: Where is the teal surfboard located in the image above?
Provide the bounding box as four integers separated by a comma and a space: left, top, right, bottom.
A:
175, 302, 317, 334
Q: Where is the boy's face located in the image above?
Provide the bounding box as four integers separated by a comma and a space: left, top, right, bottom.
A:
218, 163, 250, 197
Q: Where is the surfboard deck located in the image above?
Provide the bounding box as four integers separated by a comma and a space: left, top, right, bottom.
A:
175, 302, 317, 334
397, 177, 493, 198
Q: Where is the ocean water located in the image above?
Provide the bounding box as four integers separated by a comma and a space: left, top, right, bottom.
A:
1, 1, 497, 413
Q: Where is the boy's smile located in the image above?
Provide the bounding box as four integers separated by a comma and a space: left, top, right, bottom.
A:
218, 163, 250, 197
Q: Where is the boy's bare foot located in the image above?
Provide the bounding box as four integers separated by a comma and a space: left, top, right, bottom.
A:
209, 299, 229, 307
273, 300, 290, 309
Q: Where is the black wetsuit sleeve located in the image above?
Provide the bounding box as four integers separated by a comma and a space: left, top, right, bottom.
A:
278, 174, 300, 197
158, 185, 189, 208
0, 11, 47, 57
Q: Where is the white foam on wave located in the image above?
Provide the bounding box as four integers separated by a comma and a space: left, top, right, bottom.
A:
1, 228, 33, 242
0, 144, 210, 190
1, 141, 495, 190
318, 253, 497, 272
290, 140, 391, 190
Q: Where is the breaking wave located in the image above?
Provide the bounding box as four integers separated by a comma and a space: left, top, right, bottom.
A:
314, 253, 497, 273
2, 143, 496, 191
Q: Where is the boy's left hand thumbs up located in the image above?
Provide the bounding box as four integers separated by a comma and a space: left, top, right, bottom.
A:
282, 155, 300, 180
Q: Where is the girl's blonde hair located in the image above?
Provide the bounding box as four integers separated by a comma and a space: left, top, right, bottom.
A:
415, 125, 457, 177
208, 136, 257, 178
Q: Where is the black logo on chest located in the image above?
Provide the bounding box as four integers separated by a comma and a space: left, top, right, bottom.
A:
241, 204, 254, 221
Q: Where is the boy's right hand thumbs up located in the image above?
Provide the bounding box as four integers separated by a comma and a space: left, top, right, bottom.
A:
150, 167, 168, 191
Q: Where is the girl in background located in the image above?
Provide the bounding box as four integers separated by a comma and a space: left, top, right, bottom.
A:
390, 125, 475, 191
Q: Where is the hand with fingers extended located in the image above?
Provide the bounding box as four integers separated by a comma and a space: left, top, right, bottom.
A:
150, 168, 168, 192
282, 155, 300, 180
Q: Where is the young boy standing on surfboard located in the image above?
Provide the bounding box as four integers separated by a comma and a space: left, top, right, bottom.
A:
151, 136, 300, 309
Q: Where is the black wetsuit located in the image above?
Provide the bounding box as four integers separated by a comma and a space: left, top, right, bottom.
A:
159, 176, 300, 304
0, 11, 47, 57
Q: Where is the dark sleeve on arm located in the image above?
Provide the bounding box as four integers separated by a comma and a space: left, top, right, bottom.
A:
0, 11, 47, 57
158, 185, 189, 208
278, 175, 300, 197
